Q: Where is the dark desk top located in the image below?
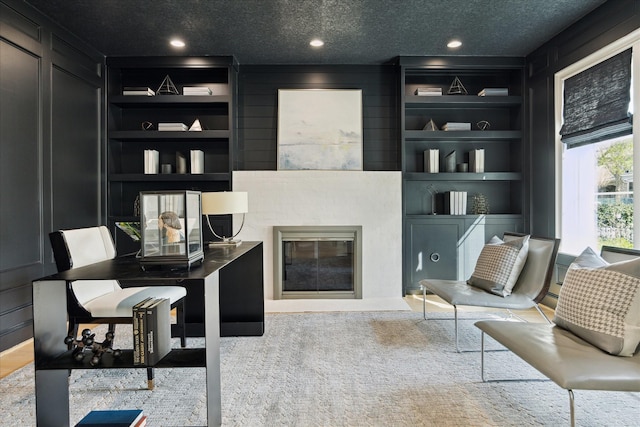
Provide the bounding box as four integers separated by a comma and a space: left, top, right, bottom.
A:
38, 241, 262, 282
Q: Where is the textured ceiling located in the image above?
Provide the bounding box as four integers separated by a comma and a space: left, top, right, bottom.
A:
22, 0, 606, 64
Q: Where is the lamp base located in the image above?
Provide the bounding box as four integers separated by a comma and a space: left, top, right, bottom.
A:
208, 239, 242, 247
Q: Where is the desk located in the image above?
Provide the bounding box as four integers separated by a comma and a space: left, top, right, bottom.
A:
32, 242, 263, 427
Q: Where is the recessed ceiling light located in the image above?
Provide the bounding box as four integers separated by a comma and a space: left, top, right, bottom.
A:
447, 40, 462, 49
170, 39, 186, 48
310, 39, 324, 47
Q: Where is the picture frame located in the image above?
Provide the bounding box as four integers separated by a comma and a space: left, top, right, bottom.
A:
277, 89, 363, 170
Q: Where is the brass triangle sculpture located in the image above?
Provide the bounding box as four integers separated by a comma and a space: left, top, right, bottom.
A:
157, 75, 179, 95
448, 76, 468, 95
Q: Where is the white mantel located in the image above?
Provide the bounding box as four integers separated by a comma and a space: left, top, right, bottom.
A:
232, 171, 403, 306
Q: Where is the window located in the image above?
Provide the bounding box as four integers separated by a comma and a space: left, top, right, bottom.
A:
555, 31, 640, 255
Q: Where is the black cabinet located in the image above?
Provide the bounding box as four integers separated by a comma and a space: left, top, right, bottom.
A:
106, 56, 238, 252
399, 57, 526, 293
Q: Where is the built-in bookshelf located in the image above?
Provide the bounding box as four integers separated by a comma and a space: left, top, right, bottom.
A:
398, 57, 526, 293
106, 56, 237, 252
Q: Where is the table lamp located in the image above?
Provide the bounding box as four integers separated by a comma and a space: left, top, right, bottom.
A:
201, 191, 248, 246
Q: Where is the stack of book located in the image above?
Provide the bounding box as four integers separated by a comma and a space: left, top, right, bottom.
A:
414, 87, 442, 96
143, 149, 159, 174
444, 191, 468, 215
158, 123, 188, 131
469, 148, 485, 173
478, 88, 508, 96
190, 149, 204, 174
75, 409, 146, 426
183, 86, 212, 96
133, 297, 172, 366
442, 122, 471, 131
122, 87, 155, 96
423, 148, 439, 173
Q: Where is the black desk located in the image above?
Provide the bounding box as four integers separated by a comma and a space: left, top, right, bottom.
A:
32, 242, 263, 427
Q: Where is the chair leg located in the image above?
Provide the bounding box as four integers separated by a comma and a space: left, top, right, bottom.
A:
568, 390, 575, 427
454, 306, 460, 353
147, 368, 154, 390
177, 299, 186, 347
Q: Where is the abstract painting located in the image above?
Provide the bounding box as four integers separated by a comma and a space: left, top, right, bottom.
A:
277, 89, 363, 170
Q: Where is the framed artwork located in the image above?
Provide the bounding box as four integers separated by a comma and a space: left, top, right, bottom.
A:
277, 89, 363, 170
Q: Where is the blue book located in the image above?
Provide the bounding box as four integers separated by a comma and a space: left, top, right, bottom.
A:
75, 409, 143, 426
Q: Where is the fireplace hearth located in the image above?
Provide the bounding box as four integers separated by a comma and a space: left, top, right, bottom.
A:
273, 226, 362, 299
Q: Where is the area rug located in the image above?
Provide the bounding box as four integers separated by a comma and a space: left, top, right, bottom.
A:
2, 312, 638, 426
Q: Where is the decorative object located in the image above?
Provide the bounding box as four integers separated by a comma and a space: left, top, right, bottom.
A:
144, 149, 159, 174
477, 120, 491, 130
190, 150, 204, 174
423, 118, 438, 131
471, 193, 490, 214
161, 164, 172, 174
426, 185, 438, 215
64, 328, 121, 366
139, 190, 204, 269
444, 150, 456, 172
456, 163, 468, 172
448, 76, 468, 95
176, 152, 187, 174
189, 118, 203, 131
133, 195, 140, 216
141, 121, 154, 130
201, 191, 249, 246
157, 74, 179, 95
277, 89, 363, 170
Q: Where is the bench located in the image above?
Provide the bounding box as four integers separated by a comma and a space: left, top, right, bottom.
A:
475, 246, 640, 426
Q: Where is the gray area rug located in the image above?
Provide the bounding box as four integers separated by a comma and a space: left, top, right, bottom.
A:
2, 311, 639, 426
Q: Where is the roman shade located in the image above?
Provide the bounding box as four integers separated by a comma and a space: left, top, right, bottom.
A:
560, 49, 632, 148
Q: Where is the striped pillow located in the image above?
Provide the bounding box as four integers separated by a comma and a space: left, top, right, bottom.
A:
467, 235, 529, 297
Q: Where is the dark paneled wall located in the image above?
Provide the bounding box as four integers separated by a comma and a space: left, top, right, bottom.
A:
525, 0, 640, 238
0, 0, 105, 352
237, 65, 399, 171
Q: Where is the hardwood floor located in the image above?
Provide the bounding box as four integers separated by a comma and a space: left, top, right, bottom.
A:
0, 296, 554, 380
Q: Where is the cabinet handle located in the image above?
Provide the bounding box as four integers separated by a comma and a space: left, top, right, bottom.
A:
430, 253, 440, 262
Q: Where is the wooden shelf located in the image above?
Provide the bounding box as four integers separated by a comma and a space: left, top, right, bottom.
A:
111, 94, 230, 107
109, 173, 231, 182
404, 172, 522, 181
109, 130, 230, 140
405, 95, 521, 108
405, 130, 521, 141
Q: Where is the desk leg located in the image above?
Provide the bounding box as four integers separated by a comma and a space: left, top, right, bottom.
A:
204, 271, 222, 426
33, 280, 70, 426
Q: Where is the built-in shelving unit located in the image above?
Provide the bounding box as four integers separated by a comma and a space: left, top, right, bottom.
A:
106, 56, 238, 252
398, 57, 526, 293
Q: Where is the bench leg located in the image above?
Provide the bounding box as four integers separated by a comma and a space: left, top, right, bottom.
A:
568, 390, 575, 427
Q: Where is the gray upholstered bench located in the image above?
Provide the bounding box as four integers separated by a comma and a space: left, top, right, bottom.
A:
475, 246, 640, 426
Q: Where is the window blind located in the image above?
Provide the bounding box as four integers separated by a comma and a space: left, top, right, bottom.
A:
560, 48, 632, 148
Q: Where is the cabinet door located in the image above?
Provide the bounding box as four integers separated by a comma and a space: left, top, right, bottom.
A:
405, 219, 463, 291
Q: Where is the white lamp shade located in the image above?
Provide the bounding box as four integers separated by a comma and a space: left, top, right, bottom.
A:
201, 192, 248, 215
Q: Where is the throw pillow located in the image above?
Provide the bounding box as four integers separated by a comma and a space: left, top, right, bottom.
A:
553, 247, 640, 356
467, 234, 530, 297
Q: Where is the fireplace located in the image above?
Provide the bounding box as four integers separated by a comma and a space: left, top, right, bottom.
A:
273, 226, 362, 299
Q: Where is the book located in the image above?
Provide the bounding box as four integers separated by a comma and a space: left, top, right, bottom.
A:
75, 409, 143, 426
190, 149, 204, 174
158, 123, 188, 131
145, 298, 172, 366
443, 191, 468, 215
442, 122, 471, 131
469, 148, 485, 173
478, 88, 508, 96
143, 149, 159, 174
123, 87, 155, 96
414, 87, 442, 96
183, 86, 212, 95
133, 298, 154, 366
423, 149, 439, 173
